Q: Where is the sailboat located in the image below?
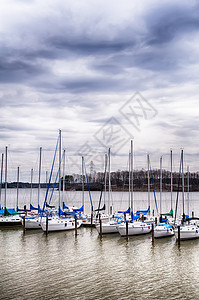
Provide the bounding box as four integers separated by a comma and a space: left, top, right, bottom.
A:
118, 140, 152, 237
25, 147, 43, 229
95, 149, 123, 234
174, 150, 199, 240
41, 130, 82, 232
154, 155, 174, 238
0, 146, 22, 227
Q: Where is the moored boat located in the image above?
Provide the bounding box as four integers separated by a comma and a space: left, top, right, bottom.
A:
40, 216, 82, 232
154, 223, 174, 238
118, 221, 152, 237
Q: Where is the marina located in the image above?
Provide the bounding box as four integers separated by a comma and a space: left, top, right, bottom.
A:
1, 189, 199, 299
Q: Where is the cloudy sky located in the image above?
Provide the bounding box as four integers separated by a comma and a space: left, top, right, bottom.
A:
0, 0, 199, 181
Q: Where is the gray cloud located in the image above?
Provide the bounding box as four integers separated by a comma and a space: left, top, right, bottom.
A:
1, 0, 199, 177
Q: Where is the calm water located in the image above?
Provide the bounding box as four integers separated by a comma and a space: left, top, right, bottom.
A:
1, 190, 199, 300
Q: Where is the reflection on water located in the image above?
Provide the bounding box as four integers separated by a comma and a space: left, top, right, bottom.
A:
1, 227, 199, 300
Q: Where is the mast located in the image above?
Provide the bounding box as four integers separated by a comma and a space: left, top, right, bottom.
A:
59, 129, 61, 214
82, 156, 84, 209
46, 171, 48, 189
38, 147, 42, 209
181, 149, 185, 220
5, 146, 7, 209
170, 149, 173, 211
160, 156, 162, 215
30, 168, 33, 207
130, 140, 133, 214
0, 153, 4, 208
16, 166, 19, 210
128, 152, 131, 209
108, 148, 111, 216
62, 149, 65, 206
187, 165, 189, 217
147, 153, 150, 214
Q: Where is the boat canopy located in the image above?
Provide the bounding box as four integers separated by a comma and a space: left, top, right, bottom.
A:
131, 211, 140, 221
161, 209, 173, 217
118, 207, 130, 214
0, 208, 19, 216
73, 205, 84, 212
136, 206, 150, 216
63, 202, 69, 209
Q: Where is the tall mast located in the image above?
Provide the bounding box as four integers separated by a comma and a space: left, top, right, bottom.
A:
46, 171, 48, 189
5, 146, 8, 209
187, 165, 189, 217
38, 147, 42, 209
130, 140, 133, 214
30, 168, 33, 207
181, 149, 185, 219
59, 129, 61, 213
160, 156, 162, 215
0, 153, 4, 208
170, 149, 173, 211
82, 156, 84, 209
108, 148, 111, 216
129, 152, 131, 209
62, 149, 65, 206
17, 166, 19, 210
147, 153, 150, 214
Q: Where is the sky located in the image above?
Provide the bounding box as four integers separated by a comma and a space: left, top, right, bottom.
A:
0, 0, 199, 182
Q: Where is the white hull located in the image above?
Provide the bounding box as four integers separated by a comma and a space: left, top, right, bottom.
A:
174, 225, 199, 240
118, 221, 152, 236
82, 214, 109, 227
0, 215, 22, 227
96, 222, 119, 234
41, 217, 82, 232
25, 217, 41, 229
154, 224, 174, 238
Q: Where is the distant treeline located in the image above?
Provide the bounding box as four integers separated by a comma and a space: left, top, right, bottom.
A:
62, 169, 199, 192
2, 183, 57, 189
3, 169, 199, 191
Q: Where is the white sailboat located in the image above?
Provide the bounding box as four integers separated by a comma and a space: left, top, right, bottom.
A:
174, 150, 199, 240
41, 130, 82, 233
118, 140, 152, 237
95, 149, 121, 234
154, 155, 174, 238
0, 146, 22, 227
25, 147, 42, 229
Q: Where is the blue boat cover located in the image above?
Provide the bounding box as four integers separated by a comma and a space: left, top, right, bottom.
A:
136, 206, 150, 216
30, 204, 38, 211
73, 205, 84, 212
131, 211, 140, 221
63, 202, 69, 209
118, 207, 130, 214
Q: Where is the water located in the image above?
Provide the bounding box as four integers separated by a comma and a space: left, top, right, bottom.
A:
1, 190, 199, 300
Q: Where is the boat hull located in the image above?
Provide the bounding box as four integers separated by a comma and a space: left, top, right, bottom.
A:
41, 217, 82, 232
0, 216, 22, 227
25, 217, 42, 229
95, 222, 119, 234
118, 222, 152, 237
154, 225, 174, 238
174, 225, 199, 240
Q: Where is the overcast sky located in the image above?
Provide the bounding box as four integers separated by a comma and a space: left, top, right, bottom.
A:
1, 0, 199, 181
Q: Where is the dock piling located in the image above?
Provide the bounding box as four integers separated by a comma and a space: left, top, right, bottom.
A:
178, 225, 180, 246
99, 214, 102, 238
151, 223, 154, 245
46, 216, 48, 236
23, 216, 26, 234
75, 217, 77, 236
126, 221, 128, 240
